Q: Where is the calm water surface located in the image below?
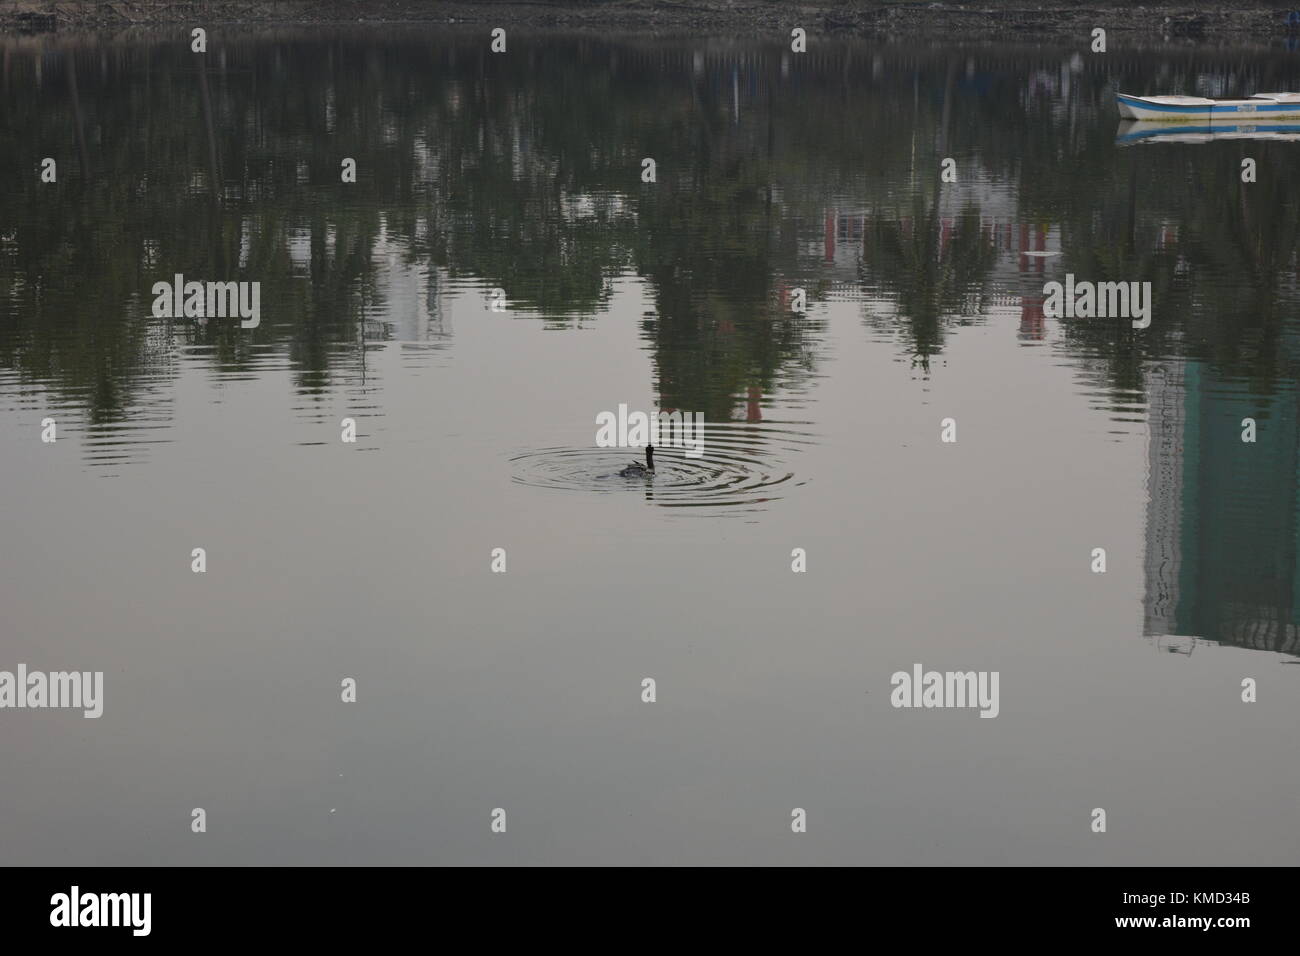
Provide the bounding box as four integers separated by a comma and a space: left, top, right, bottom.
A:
1, 30, 1298, 865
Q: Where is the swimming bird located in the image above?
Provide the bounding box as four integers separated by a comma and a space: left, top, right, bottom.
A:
619, 444, 655, 477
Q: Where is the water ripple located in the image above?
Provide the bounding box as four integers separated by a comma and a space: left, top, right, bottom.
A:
509, 423, 814, 514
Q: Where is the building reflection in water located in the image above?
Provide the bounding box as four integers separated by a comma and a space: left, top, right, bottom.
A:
1145, 358, 1300, 657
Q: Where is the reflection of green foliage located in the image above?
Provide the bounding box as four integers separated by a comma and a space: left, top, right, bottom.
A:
4, 37, 1300, 428
631, 87, 824, 419
1052, 144, 1300, 404
862, 201, 998, 372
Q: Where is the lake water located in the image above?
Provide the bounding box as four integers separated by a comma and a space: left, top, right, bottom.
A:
2, 29, 1299, 865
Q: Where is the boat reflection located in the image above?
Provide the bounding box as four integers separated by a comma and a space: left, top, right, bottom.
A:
1117, 119, 1300, 145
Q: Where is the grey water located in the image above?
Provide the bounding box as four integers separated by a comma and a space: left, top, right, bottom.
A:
1, 30, 1298, 865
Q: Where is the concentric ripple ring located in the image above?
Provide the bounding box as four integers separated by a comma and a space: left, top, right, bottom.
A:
509, 423, 814, 513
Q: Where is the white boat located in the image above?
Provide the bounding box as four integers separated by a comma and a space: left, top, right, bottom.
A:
1116, 92, 1300, 122
1116, 119, 1300, 145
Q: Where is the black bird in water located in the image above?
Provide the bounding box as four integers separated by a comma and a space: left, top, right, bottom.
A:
619, 444, 655, 477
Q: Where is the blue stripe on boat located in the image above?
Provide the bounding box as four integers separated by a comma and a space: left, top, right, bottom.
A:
1117, 94, 1297, 114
